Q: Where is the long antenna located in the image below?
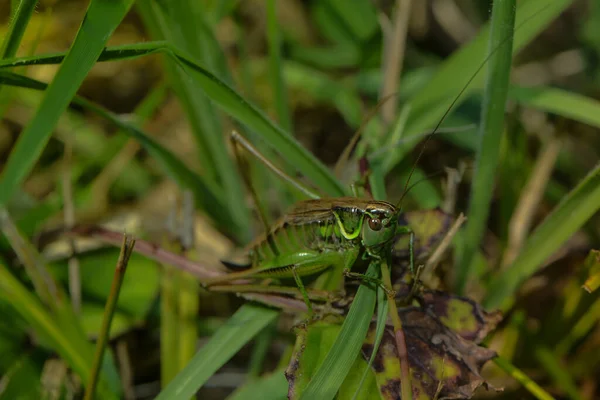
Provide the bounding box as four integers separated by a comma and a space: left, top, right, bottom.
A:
395, 3, 552, 210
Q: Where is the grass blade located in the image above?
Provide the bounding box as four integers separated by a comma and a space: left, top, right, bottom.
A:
0, 0, 38, 59
455, 0, 516, 294
485, 163, 600, 309
300, 263, 378, 400
0, 40, 346, 197
534, 347, 583, 400
352, 286, 387, 400
137, 1, 251, 242
493, 357, 554, 400
0, 0, 134, 207
0, 71, 242, 236
227, 370, 288, 400
266, 0, 292, 131
84, 236, 135, 400
384, 0, 574, 173
155, 304, 278, 399
174, 54, 345, 197
510, 86, 600, 129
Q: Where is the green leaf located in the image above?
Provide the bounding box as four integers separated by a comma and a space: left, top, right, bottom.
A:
227, 370, 288, 400
0, 263, 118, 399
485, 163, 600, 309
0, 0, 37, 59
298, 263, 378, 400
384, 0, 575, 173
583, 250, 600, 293
0, 41, 346, 198
137, 0, 251, 243
509, 86, 600, 129
155, 304, 278, 399
266, 0, 292, 132
0, 70, 241, 235
0, 0, 134, 207
456, 0, 516, 294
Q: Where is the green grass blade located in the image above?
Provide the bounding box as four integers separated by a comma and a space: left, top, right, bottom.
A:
384, 0, 574, 173
352, 286, 387, 400
282, 61, 362, 128
0, 71, 242, 235
300, 263, 378, 400
155, 304, 278, 399
0, 263, 119, 399
534, 347, 583, 400
174, 54, 345, 196
0, 41, 170, 68
84, 236, 135, 400
493, 357, 555, 400
455, 0, 516, 294
227, 370, 288, 400
137, 1, 251, 243
0, 0, 38, 59
0, 0, 134, 207
485, 163, 600, 309
509, 86, 600, 129
266, 0, 292, 131
0, 41, 346, 196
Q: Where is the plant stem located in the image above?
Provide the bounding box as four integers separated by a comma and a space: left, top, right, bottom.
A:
84, 235, 135, 400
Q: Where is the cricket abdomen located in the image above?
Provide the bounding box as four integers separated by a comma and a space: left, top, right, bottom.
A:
249, 215, 354, 267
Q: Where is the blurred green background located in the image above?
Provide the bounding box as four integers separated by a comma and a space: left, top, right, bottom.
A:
0, 0, 600, 399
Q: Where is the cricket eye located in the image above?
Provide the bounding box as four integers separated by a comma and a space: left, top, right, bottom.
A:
368, 218, 382, 231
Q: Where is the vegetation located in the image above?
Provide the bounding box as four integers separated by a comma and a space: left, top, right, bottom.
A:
0, 0, 599, 399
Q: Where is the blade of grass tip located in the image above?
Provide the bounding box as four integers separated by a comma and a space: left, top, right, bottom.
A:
155, 304, 278, 399
0, 0, 37, 59
84, 235, 135, 400
455, 0, 516, 295
484, 163, 600, 309
299, 262, 378, 400
266, 0, 292, 132
0, 0, 134, 208
493, 357, 555, 400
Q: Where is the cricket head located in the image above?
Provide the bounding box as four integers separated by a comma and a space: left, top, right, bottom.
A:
361, 201, 398, 256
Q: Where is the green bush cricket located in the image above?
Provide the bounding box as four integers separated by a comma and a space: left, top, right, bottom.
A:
201, 132, 416, 315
